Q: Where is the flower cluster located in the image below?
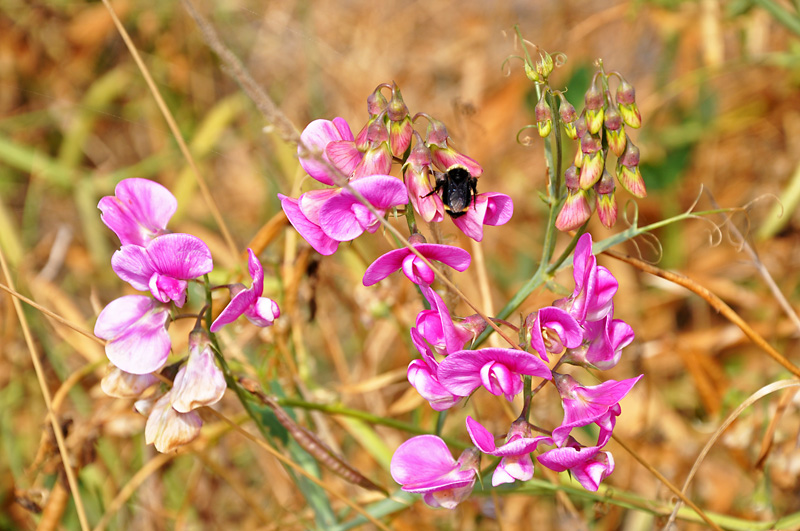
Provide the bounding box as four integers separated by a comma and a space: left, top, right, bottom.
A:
388, 234, 641, 507
279, 82, 513, 253
94, 178, 280, 452
551, 69, 646, 231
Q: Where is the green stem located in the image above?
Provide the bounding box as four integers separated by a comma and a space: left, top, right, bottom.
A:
276, 396, 468, 449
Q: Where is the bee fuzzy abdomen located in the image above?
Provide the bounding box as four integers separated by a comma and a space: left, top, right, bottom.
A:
440, 166, 478, 218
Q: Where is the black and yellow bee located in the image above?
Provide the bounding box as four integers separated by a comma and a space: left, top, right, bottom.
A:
426, 165, 478, 218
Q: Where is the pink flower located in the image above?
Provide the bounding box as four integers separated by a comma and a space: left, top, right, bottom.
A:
210, 249, 280, 332
537, 435, 615, 492
98, 178, 177, 247
317, 175, 407, 240
551, 372, 642, 447
279, 175, 408, 256
564, 312, 634, 371
466, 417, 547, 486
94, 295, 171, 375
555, 233, 617, 323
526, 306, 583, 362
298, 117, 359, 185
451, 192, 514, 242
390, 435, 480, 509
278, 192, 340, 256
416, 286, 473, 356
407, 328, 464, 411
362, 237, 471, 287
438, 348, 552, 401
111, 234, 214, 308
171, 330, 227, 413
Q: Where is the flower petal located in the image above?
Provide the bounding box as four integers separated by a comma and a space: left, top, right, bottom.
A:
278, 193, 339, 255
98, 178, 177, 247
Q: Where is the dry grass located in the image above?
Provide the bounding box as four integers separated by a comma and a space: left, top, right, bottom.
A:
3, 0, 800, 529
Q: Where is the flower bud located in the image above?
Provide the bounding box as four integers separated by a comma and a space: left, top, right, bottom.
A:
367, 85, 389, 116
575, 113, 587, 140
387, 83, 413, 158
536, 51, 554, 79
616, 78, 641, 128
604, 104, 627, 157
535, 96, 553, 138
595, 170, 617, 228
616, 141, 646, 197
559, 99, 579, 140
556, 189, 594, 231
579, 133, 604, 189
615, 78, 636, 106
524, 62, 540, 83
564, 165, 580, 190
423, 115, 450, 147
584, 82, 605, 135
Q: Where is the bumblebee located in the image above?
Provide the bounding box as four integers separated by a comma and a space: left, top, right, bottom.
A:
426, 165, 478, 218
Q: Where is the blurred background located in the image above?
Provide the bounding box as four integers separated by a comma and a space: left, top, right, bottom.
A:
2, 0, 800, 529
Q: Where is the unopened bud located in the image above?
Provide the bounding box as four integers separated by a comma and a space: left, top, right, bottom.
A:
537, 52, 554, 79
584, 82, 605, 135
556, 189, 593, 231
615, 78, 636, 106
575, 113, 587, 139
616, 141, 646, 197
535, 97, 553, 138
560, 99, 579, 140
618, 140, 640, 168
408, 233, 427, 246
605, 105, 627, 157
564, 165, 580, 190
423, 115, 449, 147
524, 62, 540, 83
367, 86, 389, 116
596, 189, 618, 228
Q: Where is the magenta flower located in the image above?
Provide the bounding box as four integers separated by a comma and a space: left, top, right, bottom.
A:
363, 236, 471, 287
210, 249, 280, 332
451, 192, 514, 242
527, 306, 583, 362
407, 328, 464, 411
111, 233, 214, 308
298, 117, 359, 185
438, 348, 552, 401
564, 313, 634, 371
279, 175, 408, 256
98, 178, 177, 247
278, 192, 340, 256
555, 233, 617, 323
171, 330, 227, 413
537, 436, 615, 492
416, 286, 473, 355
390, 435, 480, 509
317, 175, 407, 240
94, 295, 171, 375
466, 417, 547, 486
551, 372, 642, 446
